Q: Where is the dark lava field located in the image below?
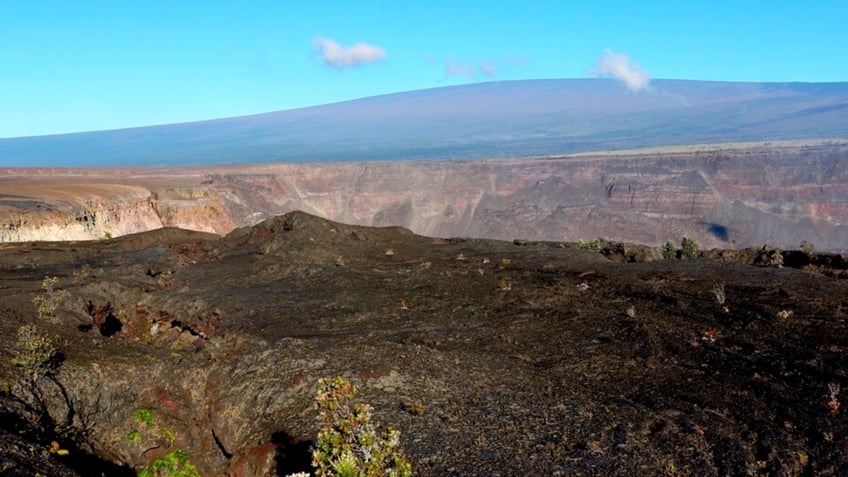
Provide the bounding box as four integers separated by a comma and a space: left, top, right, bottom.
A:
2, 211, 848, 476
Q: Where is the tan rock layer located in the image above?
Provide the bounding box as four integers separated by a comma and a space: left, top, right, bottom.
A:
1, 143, 846, 250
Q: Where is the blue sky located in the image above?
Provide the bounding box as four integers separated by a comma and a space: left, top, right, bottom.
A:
1, 1, 846, 138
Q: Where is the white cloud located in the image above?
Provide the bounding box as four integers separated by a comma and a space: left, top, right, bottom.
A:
313, 37, 386, 68
595, 49, 651, 92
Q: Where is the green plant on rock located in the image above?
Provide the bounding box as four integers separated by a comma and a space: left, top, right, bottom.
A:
8, 324, 62, 426
11, 324, 59, 382
311, 376, 412, 477
126, 429, 143, 444
126, 408, 198, 477
577, 238, 602, 253
661, 240, 678, 260
139, 449, 199, 477
133, 408, 154, 427
161, 427, 176, 447
681, 237, 699, 259
32, 275, 69, 323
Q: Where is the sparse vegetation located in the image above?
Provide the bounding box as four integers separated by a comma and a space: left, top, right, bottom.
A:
127, 429, 143, 444
309, 376, 412, 477
32, 276, 69, 323
661, 240, 677, 260
681, 237, 699, 259
577, 238, 602, 253
801, 240, 815, 255
11, 324, 59, 382
401, 400, 426, 416
127, 408, 198, 477
73, 263, 93, 280
133, 408, 155, 428
139, 449, 199, 477
8, 324, 63, 428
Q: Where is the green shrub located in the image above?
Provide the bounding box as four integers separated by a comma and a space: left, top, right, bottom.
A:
661, 241, 678, 260
139, 449, 199, 477
127, 408, 198, 477
9, 325, 61, 424
577, 238, 602, 253
126, 430, 142, 443
681, 237, 699, 259
311, 376, 412, 477
11, 324, 59, 382
133, 408, 154, 427
32, 276, 68, 323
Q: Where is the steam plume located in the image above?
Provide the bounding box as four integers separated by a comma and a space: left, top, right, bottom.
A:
595, 49, 651, 92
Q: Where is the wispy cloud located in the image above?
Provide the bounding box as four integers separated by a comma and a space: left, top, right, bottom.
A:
439, 55, 528, 80
313, 37, 386, 68
595, 49, 651, 92
446, 60, 476, 78
479, 60, 497, 78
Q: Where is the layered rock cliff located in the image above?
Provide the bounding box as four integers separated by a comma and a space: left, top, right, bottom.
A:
2, 142, 847, 251
0, 182, 162, 242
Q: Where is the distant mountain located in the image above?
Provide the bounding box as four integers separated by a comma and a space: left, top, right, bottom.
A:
2, 78, 847, 167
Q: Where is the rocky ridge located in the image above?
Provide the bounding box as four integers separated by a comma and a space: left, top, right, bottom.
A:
1, 211, 848, 475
